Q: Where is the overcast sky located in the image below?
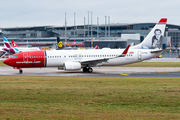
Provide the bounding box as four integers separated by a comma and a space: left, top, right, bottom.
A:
0, 0, 179, 28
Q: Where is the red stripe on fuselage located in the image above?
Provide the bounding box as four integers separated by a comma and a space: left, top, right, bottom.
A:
4, 50, 45, 68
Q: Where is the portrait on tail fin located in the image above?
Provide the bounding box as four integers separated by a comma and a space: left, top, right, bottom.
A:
151, 29, 162, 49
130, 18, 167, 50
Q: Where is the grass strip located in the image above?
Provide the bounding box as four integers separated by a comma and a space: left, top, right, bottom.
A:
0, 76, 180, 119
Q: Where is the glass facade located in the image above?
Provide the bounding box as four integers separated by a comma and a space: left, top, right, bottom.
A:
1, 23, 180, 49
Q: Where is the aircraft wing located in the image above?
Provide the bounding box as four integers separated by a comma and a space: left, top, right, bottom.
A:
80, 45, 130, 66
81, 58, 109, 66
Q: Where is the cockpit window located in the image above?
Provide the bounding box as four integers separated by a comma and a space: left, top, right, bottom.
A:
10, 56, 17, 58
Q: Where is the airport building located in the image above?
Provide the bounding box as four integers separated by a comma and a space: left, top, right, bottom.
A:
0, 22, 180, 57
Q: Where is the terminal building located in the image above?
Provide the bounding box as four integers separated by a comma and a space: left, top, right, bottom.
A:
0, 22, 180, 57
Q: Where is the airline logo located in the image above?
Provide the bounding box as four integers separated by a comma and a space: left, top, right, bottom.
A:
14, 47, 19, 52
4, 43, 11, 48
58, 41, 63, 48
3, 37, 8, 42
11, 40, 19, 47
13, 42, 17, 47
129, 51, 134, 54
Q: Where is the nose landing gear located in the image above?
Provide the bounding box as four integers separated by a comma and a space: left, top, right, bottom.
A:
13, 67, 23, 74
19, 69, 23, 74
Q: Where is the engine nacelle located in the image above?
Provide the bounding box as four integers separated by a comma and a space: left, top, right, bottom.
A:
63, 62, 81, 70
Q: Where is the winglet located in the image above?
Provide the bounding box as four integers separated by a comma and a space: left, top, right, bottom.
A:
158, 18, 167, 23
118, 45, 130, 57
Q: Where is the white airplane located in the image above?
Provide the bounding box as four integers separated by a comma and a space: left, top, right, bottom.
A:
2, 37, 18, 55
11, 40, 40, 52
2, 37, 40, 55
3, 18, 168, 73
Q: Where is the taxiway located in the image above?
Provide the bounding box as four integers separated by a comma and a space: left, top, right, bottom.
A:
0, 66, 180, 77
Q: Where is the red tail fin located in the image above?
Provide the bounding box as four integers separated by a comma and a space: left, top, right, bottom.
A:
11, 40, 19, 48
94, 45, 98, 49
158, 18, 167, 23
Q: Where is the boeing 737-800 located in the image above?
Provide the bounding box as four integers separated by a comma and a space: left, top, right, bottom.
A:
3, 18, 168, 73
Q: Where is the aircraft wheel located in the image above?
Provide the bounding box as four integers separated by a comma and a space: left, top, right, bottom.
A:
83, 67, 88, 72
88, 67, 93, 73
19, 69, 23, 74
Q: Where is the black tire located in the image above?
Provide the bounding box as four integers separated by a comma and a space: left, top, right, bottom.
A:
88, 68, 93, 73
19, 69, 23, 74
83, 67, 88, 72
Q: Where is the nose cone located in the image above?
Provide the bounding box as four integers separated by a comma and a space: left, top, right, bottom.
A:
3, 58, 11, 66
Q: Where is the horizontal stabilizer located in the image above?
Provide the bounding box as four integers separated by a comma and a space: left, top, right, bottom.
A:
151, 49, 170, 53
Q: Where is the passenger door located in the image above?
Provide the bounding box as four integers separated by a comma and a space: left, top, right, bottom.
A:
138, 51, 142, 60
23, 53, 28, 64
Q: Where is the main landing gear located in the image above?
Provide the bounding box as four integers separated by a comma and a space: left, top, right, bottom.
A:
83, 67, 93, 73
19, 69, 23, 74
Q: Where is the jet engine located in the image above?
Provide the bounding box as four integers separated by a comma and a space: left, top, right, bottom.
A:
63, 62, 81, 70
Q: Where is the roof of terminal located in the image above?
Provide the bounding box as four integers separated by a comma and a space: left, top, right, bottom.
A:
1, 23, 180, 31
